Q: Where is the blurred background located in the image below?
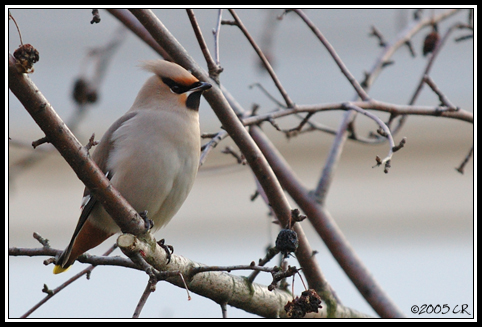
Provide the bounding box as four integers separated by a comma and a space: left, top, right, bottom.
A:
8, 8, 474, 319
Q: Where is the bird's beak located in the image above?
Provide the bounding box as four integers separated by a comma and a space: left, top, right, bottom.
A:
191, 81, 212, 93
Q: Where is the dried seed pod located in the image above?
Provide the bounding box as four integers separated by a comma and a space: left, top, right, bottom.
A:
284, 289, 322, 318
72, 78, 98, 105
423, 30, 440, 56
91, 9, 101, 24
13, 43, 39, 73
275, 228, 299, 258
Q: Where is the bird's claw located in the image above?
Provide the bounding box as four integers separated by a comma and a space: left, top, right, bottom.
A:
157, 239, 174, 264
139, 210, 154, 230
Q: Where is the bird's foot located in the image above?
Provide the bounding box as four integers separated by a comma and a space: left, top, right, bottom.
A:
157, 239, 174, 264
139, 210, 154, 230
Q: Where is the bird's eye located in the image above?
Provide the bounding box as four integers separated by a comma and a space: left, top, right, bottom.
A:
162, 77, 183, 94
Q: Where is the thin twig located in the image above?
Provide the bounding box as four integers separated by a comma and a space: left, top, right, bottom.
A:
228, 9, 295, 108
31, 136, 50, 149
455, 144, 474, 174
221, 146, 246, 165
408, 21, 464, 104
247, 247, 280, 283
199, 130, 229, 167
19, 243, 118, 318
220, 302, 228, 318
133, 281, 155, 318
341, 103, 398, 169
292, 9, 370, 102
249, 82, 286, 108
186, 9, 223, 83
213, 9, 223, 67
369, 25, 387, 47
240, 99, 473, 128
423, 75, 458, 110
9, 11, 24, 45
266, 112, 316, 139
191, 263, 276, 275
176, 271, 192, 301
107, 9, 172, 60
287, 112, 315, 137
389, 20, 464, 138
32, 232, 50, 247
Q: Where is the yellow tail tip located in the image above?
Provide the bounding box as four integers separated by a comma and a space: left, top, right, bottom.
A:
53, 264, 71, 274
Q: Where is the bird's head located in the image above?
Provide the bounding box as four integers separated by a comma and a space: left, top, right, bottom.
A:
132, 59, 212, 112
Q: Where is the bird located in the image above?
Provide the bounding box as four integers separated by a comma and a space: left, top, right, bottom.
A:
53, 59, 211, 274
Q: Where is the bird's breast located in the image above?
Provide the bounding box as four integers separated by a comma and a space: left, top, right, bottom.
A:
103, 110, 200, 230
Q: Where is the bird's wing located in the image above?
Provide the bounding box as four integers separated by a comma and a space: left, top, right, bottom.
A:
57, 112, 139, 268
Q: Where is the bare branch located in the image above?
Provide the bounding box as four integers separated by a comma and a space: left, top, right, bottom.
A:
292, 9, 370, 101
107, 9, 172, 60
31, 136, 50, 149
186, 9, 223, 83
247, 247, 280, 283
341, 103, 399, 172
117, 233, 293, 318
221, 146, 246, 165
212, 9, 223, 66
408, 20, 466, 106
455, 145, 474, 174
116, 233, 371, 318
311, 9, 462, 215
132, 280, 156, 318
227, 9, 295, 108
369, 25, 388, 47
241, 100, 473, 127
9, 11, 24, 45
199, 130, 229, 167
423, 75, 458, 110
10, 241, 118, 318
365, 9, 459, 94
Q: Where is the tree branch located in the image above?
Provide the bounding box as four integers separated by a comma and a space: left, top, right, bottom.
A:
9, 242, 120, 318
240, 99, 473, 127
11, 236, 372, 318
291, 9, 370, 102
227, 9, 295, 108
106, 9, 172, 61
186, 9, 223, 83
116, 233, 371, 318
